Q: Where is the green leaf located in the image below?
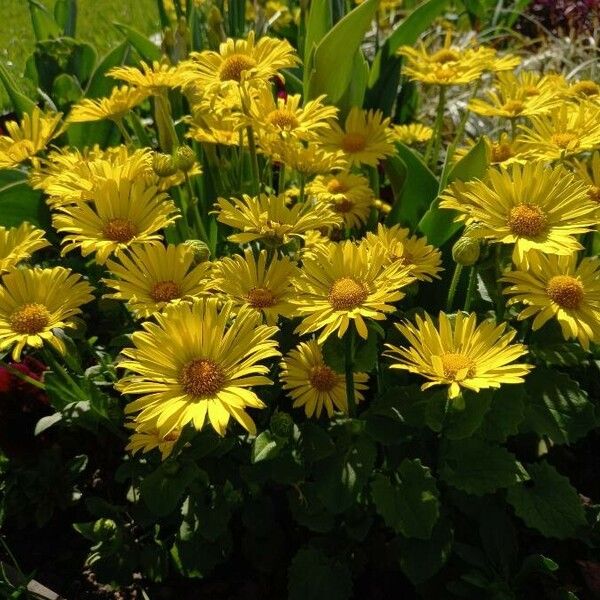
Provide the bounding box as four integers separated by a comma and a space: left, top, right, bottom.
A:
337, 50, 369, 116
315, 438, 376, 513
354, 328, 379, 372
303, 0, 332, 91
426, 389, 492, 439
54, 0, 77, 37
440, 439, 529, 496
397, 518, 453, 584
251, 431, 280, 463
523, 368, 597, 445
445, 137, 488, 185
507, 461, 586, 539
0, 63, 37, 116
300, 422, 335, 462
372, 459, 440, 539
140, 460, 201, 517
477, 387, 525, 442
28, 0, 62, 41
113, 22, 162, 62
321, 334, 345, 373
288, 547, 352, 600
385, 143, 439, 230
307, 0, 378, 104
366, 0, 448, 114
0, 173, 49, 228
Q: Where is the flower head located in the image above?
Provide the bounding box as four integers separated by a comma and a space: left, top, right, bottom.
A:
109, 61, 188, 93
67, 86, 149, 123
391, 123, 433, 145
0, 223, 49, 273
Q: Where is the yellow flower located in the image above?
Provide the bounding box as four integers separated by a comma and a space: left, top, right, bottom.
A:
215, 193, 343, 246
571, 151, 600, 204
503, 253, 600, 350
297, 229, 334, 261
0, 223, 49, 273
0, 108, 63, 169
565, 79, 600, 102
453, 133, 532, 168
292, 240, 414, 343
363, 224, 442, 282
116, 298, 280, 437
125, 422, 181, 460
306, 172, 374, 229
186, 108, 248, 146
518, 102, 600, 161
250, 90, 337, 143
280, 339, 368, 418
469, 71, 561, 119
0, 267, 94, 361
109, 61, 188, 93
385, 312, 532, 399
212, 248, 298, 324
391, 123, 433, 145
440, 163, 597, 266
52, 178, 179, 264
183, 32, 299, 94
264, 140, 347, 175
320, 107, 395, 167
103, 243, 212, 318
67, 86, 149, 123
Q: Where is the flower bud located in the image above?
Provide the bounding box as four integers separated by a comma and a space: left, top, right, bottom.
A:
152, 152, 177, 177
92, 518, 117, 541
174, 145, 196, 172
183, 239, 211, 263
270, 411, 294, 440
452, 236, 480, 266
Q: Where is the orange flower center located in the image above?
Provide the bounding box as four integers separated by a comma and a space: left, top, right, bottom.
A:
219, 54, 257, 82
546, 275, 584, 309
507, 204, 547, 238
551, 132, 578, 149
328, 277, 368, 310
587, 185, 600, 203
103, 218, 137, 243
491, 142, 514, 163
180, 358, 226, 397
150, 280, 181, 303
333, 198, 354, 214
10, 303, 50, 334
246, 286, 276, 308
502, 100, 525, 115
309, 365, 338, 392
266, 109, 299, 130
326, 178, 349, 194
572, 80, 599, 97
341, 132, 367, 153
431, 48, 460, 64
441, 352, 475, 380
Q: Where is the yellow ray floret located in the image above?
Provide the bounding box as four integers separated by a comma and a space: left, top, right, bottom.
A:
68, 86, 149, 123
0, 223, 49, 273
108, 60, 188, 92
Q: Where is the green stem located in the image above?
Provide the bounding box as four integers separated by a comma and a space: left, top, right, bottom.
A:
298, 173, 306, 203
425, 85, 446, 170
446, 263, 463, 312
185, 173, 209, 243
510, 118, 517, 141
246, 125, 260, 196
344, 327, 357, 418
0, 360, 45, 390
463, 266, 477, 312
114, 118, 134, 146
154, 92, 179, 153
278, 162, 286, 195
495, 245, 505, 321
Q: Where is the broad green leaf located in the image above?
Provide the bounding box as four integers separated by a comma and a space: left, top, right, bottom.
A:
385, 142, 439, 229
303, 0, 332, 91
251, 431, 280, 463
113, 22, 162, 62
288, 547, 352, 600
300, 422, 335, 462
507, 462, 586, 539
0, 63, 37, 116
354, 328, 379, 372
426, 389, 492, 439
54, 0, 77, 37
523, 368, 597, 445
322, 334, 345, 373
440, 438, 529, 496
28, 0, 62, 41
307, 0, 378, 104
477, 387, 525, 442
337, 50, 369, 117
445, 137, 488, 185
372, 459, 440, 539
0, 174, 49, 228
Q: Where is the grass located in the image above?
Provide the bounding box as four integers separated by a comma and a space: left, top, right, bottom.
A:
0, 0, 159, 111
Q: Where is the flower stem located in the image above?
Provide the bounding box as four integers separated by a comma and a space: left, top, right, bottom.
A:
344, 326, 357, 418
495, 245, 505, 320
425, 85, 447, 170
185, 173, 209, 243
115, 118, 134, 147
298, 173, 306, 204
446, 263, 463, 312
0, 360, 45, 390
246, 125, 260, 196
464, 266, 477, 312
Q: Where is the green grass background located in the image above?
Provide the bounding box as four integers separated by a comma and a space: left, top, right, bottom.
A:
1, 0, 159, 110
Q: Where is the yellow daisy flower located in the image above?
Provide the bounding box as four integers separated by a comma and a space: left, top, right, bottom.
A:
297, 230, 334, 261
52, 178, 179, 264
125, 422, 181, 460
0, 108, 63, 169
264, 140, 347, 175
439, 163, 597, 266
565, 79, 600, 102
186, 108, 248, 146
391, 123, 433, 145
116, 298, 280, 437
280, 339, 368, 418
385, 311, 532, 399
212, 248, 298, 324
0, 267, 94, 361
183, 31, 299, 94
364, 224, 442, 282
503, 253, 600, 350
103, 243, 212, 319
453, 133, 532, 168
250, 90, 337, 143
108, 60, 187, 93
292, 240, 415, 343
320, 107, 395, 167
67, 86, 149, 123
572, 151, 600, 204
306, 172, 374, 230
0, 223, 49, 273
215, 193, 343, 246
518, 102, 600, 161
469, 71, 561, 119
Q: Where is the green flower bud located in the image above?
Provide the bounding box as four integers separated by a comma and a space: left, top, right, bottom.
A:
183, 239, 211, 263
174, 145, 196, 172
270, 411, 294, 439
152, 152, 177, 177
452, 236, 480, 266
92, 518, 117, 541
